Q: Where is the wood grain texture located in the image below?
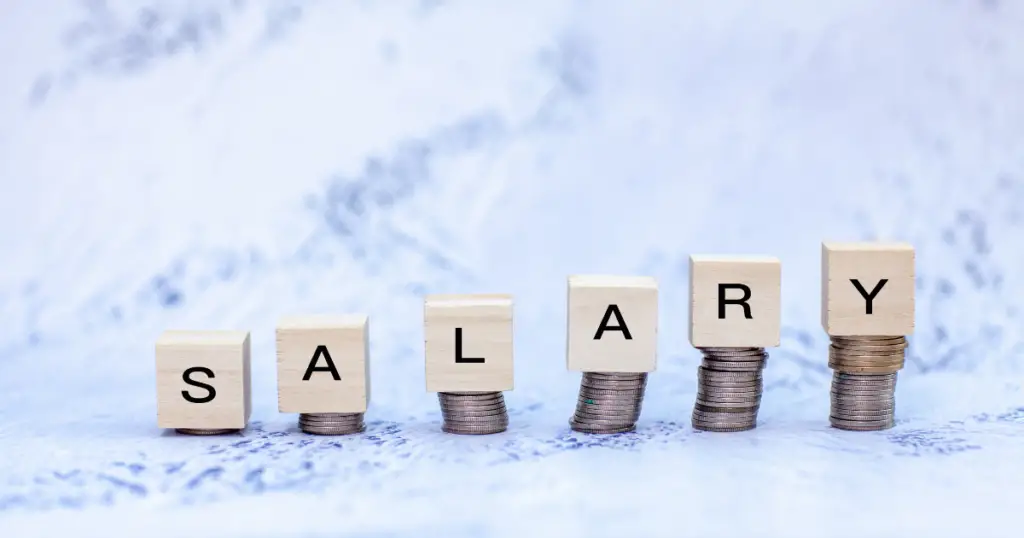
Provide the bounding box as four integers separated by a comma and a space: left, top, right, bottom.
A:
689, 255, 781, 348
821, 242, 915, 336
424, 294, 514, 393
566, 275, 658, 373
276, 315, 370, 414
155, 330, 251, 430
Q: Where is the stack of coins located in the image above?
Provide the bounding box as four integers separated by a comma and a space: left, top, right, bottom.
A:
570, 372, 648, 434
175, 428, 239, 435
438, 392, 509, 435
691, 347, 768, 432
297, 412, 366, 435
828, 335, 906, 431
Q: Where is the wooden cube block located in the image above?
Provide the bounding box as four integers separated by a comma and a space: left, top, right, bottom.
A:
155, 330, 252, 430
689, 256, 782, 348
424, 294, 514, 393
821, 242, 915, 336
276, 315, 371, 414
566, 275, 658, 373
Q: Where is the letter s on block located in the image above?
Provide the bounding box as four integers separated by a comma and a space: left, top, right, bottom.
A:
181, 366, 216, 403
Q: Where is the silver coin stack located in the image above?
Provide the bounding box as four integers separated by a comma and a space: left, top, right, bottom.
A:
298, 412, 366, 435
570, 372, 647, 434
438, 392, 509, 435
175, 428, 239, 435
691, 347, 768, 432
829, 335, 906, 431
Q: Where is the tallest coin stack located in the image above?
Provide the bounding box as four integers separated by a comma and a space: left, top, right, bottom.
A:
827, 335, 907, 431
820, 241, 915, 432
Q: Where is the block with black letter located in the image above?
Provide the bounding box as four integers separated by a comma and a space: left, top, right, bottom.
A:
424, 294, 514, 393
821, 242, 914, 336
566, 275, 658, 373
155, 330, 252, 431
276, 315, 371, 414
688, 255, 782, 347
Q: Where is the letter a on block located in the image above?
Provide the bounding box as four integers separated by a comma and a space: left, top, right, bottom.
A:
566, 275, 658, 373
689, 256, 781, 348
424, 294, 514, 393
276, 315, 371, 414
821, 242, 915, 336
155, 330, 252, 430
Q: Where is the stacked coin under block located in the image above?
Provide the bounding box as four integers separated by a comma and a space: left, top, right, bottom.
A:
566, 275, 658, 434
155, 330, 252, 435
822, 242, 915, 431
688, 256, 781, 432
693, 347, 767, 431
152, 240, 921, 439
276, 315, 371, 435
424, 294, 514, 435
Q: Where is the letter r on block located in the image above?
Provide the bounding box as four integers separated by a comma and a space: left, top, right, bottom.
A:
689, 256, 781, 348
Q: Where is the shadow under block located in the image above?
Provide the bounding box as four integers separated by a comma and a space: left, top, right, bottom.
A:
276, 315, 371, 414
155, 330, 252, 430
566, 275, 658, 373
689, 255, 782, 348
424, 294, 514, 393
821, 242, 915, 336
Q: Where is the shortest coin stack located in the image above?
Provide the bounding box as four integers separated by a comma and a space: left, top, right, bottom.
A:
299, 412, 366, 435
691, 347, 768, 432
438, 392, 509, 435
570, 372, 648, 434
828, 335, 907, 431
175, 428, 240, 435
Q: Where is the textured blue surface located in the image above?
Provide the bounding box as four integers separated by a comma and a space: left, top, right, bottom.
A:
1, 1, 1023, 536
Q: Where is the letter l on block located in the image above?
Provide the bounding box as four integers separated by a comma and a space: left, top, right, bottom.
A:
424, 294, 514, 393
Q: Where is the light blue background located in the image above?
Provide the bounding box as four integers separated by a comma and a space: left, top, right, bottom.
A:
1, 1, 1022, 536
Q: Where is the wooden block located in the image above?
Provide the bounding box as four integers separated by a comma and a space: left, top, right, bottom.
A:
424, 294, 514, 393
276, 315, 371, 414
566, 275, 658, 373
155, 330, 251, 430
821, 242, 915, 336
689, 256, 781, 348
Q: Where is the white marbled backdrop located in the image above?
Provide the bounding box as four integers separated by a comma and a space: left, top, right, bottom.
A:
1, 0, 1023, 536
